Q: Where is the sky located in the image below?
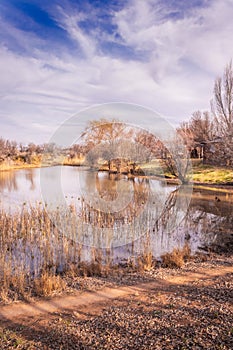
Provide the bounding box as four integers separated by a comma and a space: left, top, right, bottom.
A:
0, 0, 233, 144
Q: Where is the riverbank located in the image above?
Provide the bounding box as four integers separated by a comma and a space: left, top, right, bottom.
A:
140, 161, 233, 185
0, 154, 84, 172
98, 160, 233, 186
0, 251, 232, 349
0, 162, 42, 172
1, 160, 233, 185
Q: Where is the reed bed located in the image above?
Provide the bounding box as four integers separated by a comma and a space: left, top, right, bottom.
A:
0, 194, 210, 302
0, 203, 152, 301
0, 204, 96, 300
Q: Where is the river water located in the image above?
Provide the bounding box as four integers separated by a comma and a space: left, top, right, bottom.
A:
0, 166, 232, 270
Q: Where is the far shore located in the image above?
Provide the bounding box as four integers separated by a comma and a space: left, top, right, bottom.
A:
1, 161, 233, 187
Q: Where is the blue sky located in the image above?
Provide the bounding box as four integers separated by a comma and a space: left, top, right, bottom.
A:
0, 0, 233, 143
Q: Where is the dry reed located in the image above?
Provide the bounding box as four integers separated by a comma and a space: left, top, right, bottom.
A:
0, 202, 192, 301
0, 204, 116, 300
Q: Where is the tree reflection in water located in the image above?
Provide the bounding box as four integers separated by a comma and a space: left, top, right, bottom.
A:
74, 176, 232, 261
0, 170, 18, 192
1, 168, 232, 277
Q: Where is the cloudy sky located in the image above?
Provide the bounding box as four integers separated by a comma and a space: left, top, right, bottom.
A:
0, 0, 233, 143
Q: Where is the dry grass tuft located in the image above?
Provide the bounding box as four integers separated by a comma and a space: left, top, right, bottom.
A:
161, 244, 191, 268
137, 252, 154, 272
76, 248, 112, 277
34, 272, 66, 297
0, 269, 30, 302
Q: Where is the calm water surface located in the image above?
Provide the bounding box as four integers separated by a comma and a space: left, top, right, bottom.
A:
0, 166, 232, 265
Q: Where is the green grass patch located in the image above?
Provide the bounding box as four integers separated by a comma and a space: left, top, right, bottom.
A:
192, 165, 233, 183
141, 160, 233, 184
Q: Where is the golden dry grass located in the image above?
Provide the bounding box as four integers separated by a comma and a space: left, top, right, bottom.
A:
0, 203, 192, 301
161, 244, 191, 268
0, 205, 115, 300
34, 272, 66, 297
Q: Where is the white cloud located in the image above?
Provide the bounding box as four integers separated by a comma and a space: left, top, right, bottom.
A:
53, 5, 97, 58
114, 0, 233, 76
0, 0, 233, 143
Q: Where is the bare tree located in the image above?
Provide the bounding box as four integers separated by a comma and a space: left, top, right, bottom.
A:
178, 111, 214, 146
177, 110, 215, 162
81, 119, 131, 170
0, 137, 18, 161
134, 129, 164, 160
211, 60, 233, 137
82, 119, 126, 147
163, 134, 192, 184
210, 60, 233, 166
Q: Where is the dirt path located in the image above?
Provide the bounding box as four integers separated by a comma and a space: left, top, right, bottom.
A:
1, 265, 232, 323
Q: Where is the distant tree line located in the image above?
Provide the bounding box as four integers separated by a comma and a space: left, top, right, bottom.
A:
0, 139, 60, 165
0, 138, 18, 162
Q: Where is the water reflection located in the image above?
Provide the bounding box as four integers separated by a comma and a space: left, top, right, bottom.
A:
0, 166, 232, 271
96, 173, 120, 201
0, 170, 18, 192
190, 187, 233, 217
0, 168, 38, 194
0, 168, 39, 209
0, 166, 232, 218
81, 172, 150, 227
25, 170, 35, 191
